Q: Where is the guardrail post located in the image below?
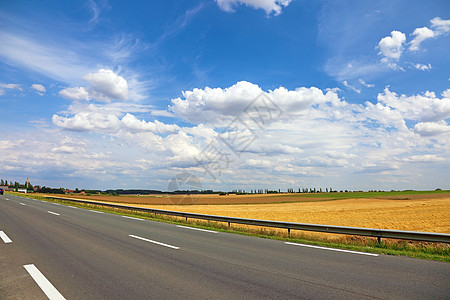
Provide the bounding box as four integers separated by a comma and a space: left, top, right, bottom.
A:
288, 228, 291, 238
228, 222, 230, 229
186, 217, 188, 222
377, 236, 381, 243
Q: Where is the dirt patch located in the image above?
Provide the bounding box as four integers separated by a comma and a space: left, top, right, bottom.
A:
374, 193, 450, 200
48, 193, 330, 205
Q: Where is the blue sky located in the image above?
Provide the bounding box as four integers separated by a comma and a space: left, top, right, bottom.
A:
0, 0, 449, 191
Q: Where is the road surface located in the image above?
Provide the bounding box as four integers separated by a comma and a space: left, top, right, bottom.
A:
1, 193, 449, 299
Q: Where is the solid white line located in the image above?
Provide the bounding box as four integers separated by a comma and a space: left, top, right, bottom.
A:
24, 264, 66, 300
47, 211, 60, 216
20, 203, 26, 205
89, 210, 104, 214
53, 203, 61, 206
285, 242, 379, 257
129, 234, 180, 250
122, 215, 143, 221
176, 225, 218, 234
0, 231, 12, 243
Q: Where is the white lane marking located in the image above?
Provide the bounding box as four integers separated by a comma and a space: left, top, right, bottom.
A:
47, 211, 60, 216
129, 234, 180, 250
89, 210, 104, 214
24, 264, 66, 300
53, 203, 61, 206
0, 231, 12, 243
176, 225, 218, 234
20, 203, 26, 206
122, 215, 143, 221
5, 198, 9, 201
285, 242, 379, 257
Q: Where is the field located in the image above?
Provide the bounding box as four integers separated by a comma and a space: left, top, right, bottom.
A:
48, 191, 450, 233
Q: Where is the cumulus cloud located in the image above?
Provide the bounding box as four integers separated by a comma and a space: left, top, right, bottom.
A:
215, 0, 291, 16
409, 27, 435, 51
82, 69, 128, 101
376, 88, 450, 122
409, 17, 450, 51
59, 69, 129, 102
414, 121, 450, 137
59, 87, 91, 101
430, 17, 450, 34
169, 81, 337, 126
378, 30, 406, 60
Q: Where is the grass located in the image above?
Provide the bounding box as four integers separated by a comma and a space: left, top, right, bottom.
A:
7, 191, 449, 263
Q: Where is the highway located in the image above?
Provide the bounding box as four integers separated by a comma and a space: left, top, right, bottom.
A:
1, 194, 449, 299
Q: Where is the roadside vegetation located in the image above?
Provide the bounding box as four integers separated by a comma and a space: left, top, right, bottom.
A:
6, 191, 449, 263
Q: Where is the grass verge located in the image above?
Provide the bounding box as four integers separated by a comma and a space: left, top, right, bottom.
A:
8, 192, 449, 263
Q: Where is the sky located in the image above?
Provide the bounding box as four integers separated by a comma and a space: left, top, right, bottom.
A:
0, 0, 449, 192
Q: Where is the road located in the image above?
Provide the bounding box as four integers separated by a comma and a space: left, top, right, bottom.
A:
1, 193, 449, 299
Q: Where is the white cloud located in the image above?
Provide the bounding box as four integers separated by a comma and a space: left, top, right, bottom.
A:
82, 69, 128, 101
0, 32, 90, 83
215, 0, 291, 16
342, 80, 361, 93
408, 17, 450, 51
377, 30, 406, 60
409, 27, 435, 51
376, 88, 450, 122
413, 63, 432, 71
59, 69, 129, 102
31, 83, 46, 92
0, 83, 22, 91
414, 121, 450, 137
358, 79, 375, 88
430, 17, 450, 34
59, 87, 91, 101
41, 81, 450, 190
31, 83, 46, 95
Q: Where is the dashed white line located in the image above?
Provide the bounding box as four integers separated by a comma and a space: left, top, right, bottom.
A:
0, 231, 12, 243
176, 225, 218, 234
47, 211, 60, 216
122, 215, 143, 221
129, 234, 180, 250
285, 242, 379, 256
89, 210, 104, 214
20, 203, 26, 206
24, 264, 66, 300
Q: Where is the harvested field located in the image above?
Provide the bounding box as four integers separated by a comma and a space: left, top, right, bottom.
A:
46, 192, 450, 233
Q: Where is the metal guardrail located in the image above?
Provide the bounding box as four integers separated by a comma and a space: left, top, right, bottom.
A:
47, 196, 450, 243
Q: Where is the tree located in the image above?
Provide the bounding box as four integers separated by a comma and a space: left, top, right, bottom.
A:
0, 179, 3, 186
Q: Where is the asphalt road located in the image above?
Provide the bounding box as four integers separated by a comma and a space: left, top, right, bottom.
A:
1, 194, 449, 299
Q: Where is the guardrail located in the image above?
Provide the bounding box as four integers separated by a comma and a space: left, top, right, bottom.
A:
46, 196, 450, 243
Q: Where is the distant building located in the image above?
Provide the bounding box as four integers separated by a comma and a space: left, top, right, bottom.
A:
17, 188, 27, 193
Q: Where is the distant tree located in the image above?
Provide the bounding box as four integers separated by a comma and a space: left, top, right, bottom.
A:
0, 179, 4, 186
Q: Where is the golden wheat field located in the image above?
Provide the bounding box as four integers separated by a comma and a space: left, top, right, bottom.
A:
55, 193, 450, 233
